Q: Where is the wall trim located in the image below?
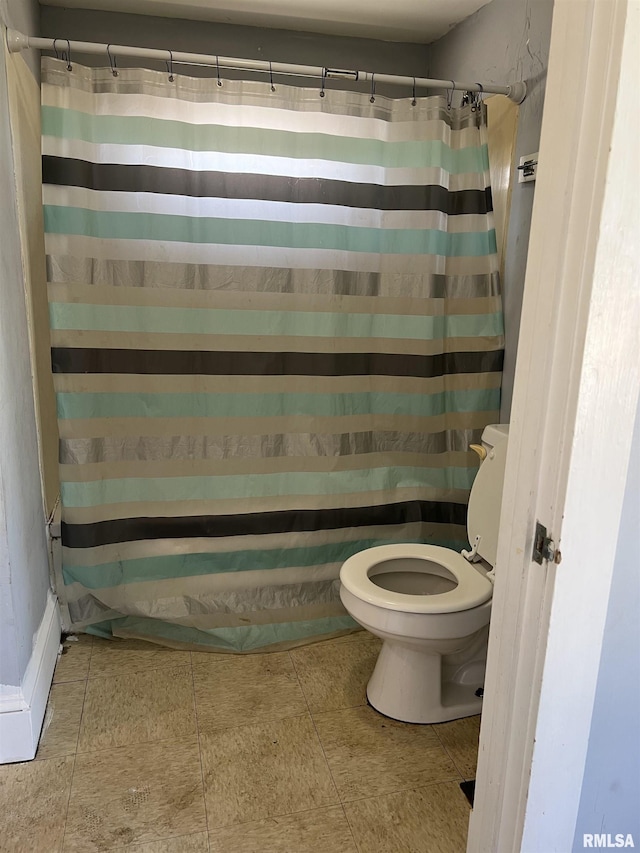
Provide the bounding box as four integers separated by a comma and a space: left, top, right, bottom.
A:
0, 591, 61, 763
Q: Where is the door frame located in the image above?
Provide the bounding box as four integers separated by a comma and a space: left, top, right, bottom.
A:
468, 0, 640, 850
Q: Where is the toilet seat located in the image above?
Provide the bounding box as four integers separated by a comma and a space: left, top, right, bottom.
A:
340, 543, 493, 615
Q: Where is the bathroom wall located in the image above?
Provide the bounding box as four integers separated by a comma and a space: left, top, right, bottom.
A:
39, 7, 430, 93
428, 0, 555, 420
0, 0, 52, 691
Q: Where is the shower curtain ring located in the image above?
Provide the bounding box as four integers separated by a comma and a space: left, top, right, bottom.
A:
166, 50, 174, 82
411, 76, 417, 107
216, 55, 223, 87
471, 82, 483, 111
370, 73, 376, 104
474, 82, 484, 125
107, 44, 118, 77
269, 60, 275, 92
64, 39, 72, 71
446, 81, 455, 110
52, 38, 71, 70
319, 67, 326, 98
55, 38, 72, 71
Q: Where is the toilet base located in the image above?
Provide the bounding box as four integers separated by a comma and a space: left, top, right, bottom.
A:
366, 639, 485, 724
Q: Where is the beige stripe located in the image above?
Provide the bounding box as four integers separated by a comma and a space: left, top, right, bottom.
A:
144, 603, 348, 629
109, 626, 358, 652
65, 566, 348, 624
59, 449, 474, 482
61, 485, 470, 524
62, 521, 464, 567
72, 596, 346, 629
50, 329, 503, 355
69, 609, 124, 630
58, 410, 498, 439
64, 561, 344, 606
53, 370, 502, 395
48, 282, 502, 318
44, 233, 499, 277
47, 256, 501, 301
59, 429, 483, 466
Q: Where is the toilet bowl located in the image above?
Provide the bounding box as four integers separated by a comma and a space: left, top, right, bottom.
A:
339, 424, 509, 724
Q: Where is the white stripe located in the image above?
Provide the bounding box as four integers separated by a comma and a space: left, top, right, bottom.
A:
42, 84, 483, 146
44, 233, 496, 275
42, 136, 488, 190
43, 185, 491, 233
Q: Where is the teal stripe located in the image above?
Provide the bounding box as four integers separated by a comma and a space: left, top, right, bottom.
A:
43, 206, 497, 258
60, 466, 476, 507
49, 302, 503, 340
63, 536, 467, 589
41, 106, 490, 173
56, 387, 501, 420
85, 615, 362, 651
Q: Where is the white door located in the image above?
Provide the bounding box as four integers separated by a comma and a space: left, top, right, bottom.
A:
468, 0, 640, 850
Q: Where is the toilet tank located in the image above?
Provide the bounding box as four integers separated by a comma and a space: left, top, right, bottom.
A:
480, 423, 509, 449
466, 424, 510, 567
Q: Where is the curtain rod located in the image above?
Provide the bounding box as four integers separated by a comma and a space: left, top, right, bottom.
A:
6, 29, 527, 103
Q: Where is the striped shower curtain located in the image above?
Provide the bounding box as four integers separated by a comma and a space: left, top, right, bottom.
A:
41, 57, 503, 651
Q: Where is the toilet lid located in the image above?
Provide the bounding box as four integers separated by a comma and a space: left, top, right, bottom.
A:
340, 544, 493, 614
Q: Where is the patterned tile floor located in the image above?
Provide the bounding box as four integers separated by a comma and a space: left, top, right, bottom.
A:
0, 631, 480, 852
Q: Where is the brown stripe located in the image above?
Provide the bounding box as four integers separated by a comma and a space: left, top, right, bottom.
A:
43, 156, 494, 215
62, 520, 464, 567
61, 498, 468, 548
51, 347, 504, 377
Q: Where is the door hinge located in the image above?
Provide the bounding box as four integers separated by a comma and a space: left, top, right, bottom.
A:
532, 521, 562, 565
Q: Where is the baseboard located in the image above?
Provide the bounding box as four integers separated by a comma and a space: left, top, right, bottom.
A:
0, 591, 61, 763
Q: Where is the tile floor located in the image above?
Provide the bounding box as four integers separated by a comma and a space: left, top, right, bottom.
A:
0, 631, 480, 852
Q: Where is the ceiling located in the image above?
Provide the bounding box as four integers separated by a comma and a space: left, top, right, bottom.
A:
38, 0, 493, 43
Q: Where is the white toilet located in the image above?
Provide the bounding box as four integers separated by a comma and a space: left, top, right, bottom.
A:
339, 424, 509, 724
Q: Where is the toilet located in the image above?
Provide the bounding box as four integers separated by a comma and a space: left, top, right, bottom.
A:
339, 424, 509, 724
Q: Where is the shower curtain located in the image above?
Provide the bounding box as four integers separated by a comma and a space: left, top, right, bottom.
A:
41, 57, 503, 651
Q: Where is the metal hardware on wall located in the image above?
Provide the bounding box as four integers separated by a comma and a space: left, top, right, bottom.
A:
518, 152, 539, 183
532, 520, 562, 564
